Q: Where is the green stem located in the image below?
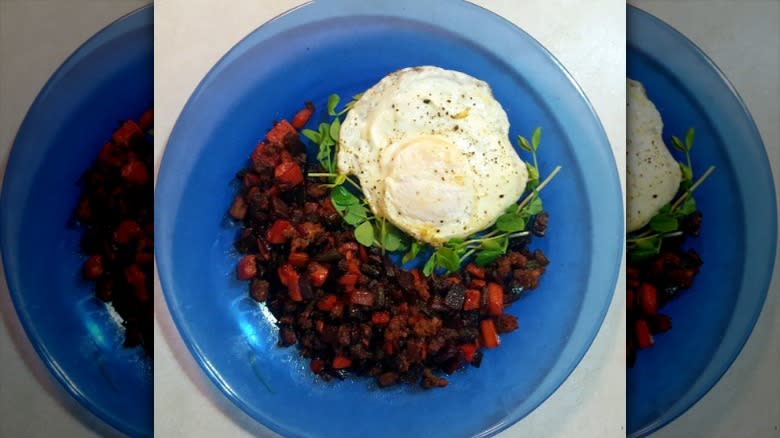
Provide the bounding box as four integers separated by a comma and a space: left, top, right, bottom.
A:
515, 165, 562, 213
671, 165, 715, 211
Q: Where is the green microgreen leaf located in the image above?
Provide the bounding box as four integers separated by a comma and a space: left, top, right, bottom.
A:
676, 195, 697, 217
531, 127, 541, 151
354, 221, 375, 246
422, 253, 437, 276
343, 204, 368, 225
685, 127, 695, 151
302, 128, 321, 144
327, 94, 340, 116
435, 247, 460, 273
671, 135, 686, 152
331, 186, 359, 209
329, 117, 341, 142
495, 212, 526, 233
475, 250, 503, 266
402, 241, 421, 264
518, 135, 533, 153
649, 213, 678, 233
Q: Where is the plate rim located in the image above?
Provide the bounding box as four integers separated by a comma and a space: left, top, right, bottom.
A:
626, 4, 778, 437
155, 1, 623, 436
0, 4, 153, 438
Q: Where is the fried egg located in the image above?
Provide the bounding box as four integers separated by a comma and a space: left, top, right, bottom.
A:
626, 78, 682, 232
337, 66, 528, 245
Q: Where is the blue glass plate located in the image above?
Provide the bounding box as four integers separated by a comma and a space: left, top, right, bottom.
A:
156, 1, 621, 437
0, 6, 153, 438
627, 5, 776, 437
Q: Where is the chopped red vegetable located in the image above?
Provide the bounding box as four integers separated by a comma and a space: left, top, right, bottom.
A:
332, 355, 352, 369
480, 319, 500, 348
462, 289, 481, 311
486, 282, 504, 316
274, 160, 303, 189
82, 255, 103, 280
635, 319, 654, 349
639, 283, 657, 315
236, 255, 257, 280
307, 262, 329, 286
291, 102, 314, 130
266, 219, 294, 244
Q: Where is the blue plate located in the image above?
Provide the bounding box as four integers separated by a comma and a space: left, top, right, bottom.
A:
156, 1, 621, 436
0, 6, 153, 438
627, 5, 777, 437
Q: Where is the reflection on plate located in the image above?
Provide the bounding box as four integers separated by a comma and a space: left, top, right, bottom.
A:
0, 6, 153, 437
156, 1, 621, 437
627, 5, 776, 437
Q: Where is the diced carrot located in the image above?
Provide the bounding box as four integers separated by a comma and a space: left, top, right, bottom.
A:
83, 255, 103, 280
251, 141, 279, 168
291, 103, 314, 130
459, 343, 478, 362
635, 319, 654, 349
310, 358, 325, 374
480, 319, 500, 348
383, 340, 394, 356
120, 159, 148, 185
463, 289, 481, 311
277, 263, 302, 302
344, 258, 361, 275
114, 219, 141, 244
486, 282, 504, 316
112, 120, 142, 146
410, 269, 430, 301
229, 195, 247, 220
639, 283, 657, 315
288, 252, 309, 267
274, 160, 303, 189
138, 109, 154, 131
124, 264, 147, 302
350, 290, 375, 307
371, 311, 390, 325
332, 355, 352, 369
76, 197, 91, 220
266, 219, 294, 244
242, 172, 261, 187
317, 294, 339, 311
236, 255, 257, 280
338, 273, 359, 288
265, 119, 296, 146
465, 263, 485, 279
307, 262, 329, 287
135, 252, 154, 265
469, 278, 486, 290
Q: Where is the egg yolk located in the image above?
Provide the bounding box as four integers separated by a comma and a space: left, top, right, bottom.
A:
382, 135, 473, 240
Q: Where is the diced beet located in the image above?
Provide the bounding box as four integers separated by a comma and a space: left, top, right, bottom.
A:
236, 255, 258, 280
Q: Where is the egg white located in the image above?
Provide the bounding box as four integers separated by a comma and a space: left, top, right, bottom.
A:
338, 66, 527, 244
626, 78, 682, 232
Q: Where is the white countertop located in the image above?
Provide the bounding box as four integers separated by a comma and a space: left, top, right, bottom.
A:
629, 2, 780, 437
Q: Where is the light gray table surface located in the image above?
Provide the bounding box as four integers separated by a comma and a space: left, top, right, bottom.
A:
0, 3, 151, 437
628, 2, 779, 437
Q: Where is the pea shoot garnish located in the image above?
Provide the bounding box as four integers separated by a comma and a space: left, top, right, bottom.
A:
627, 127, 715, 262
